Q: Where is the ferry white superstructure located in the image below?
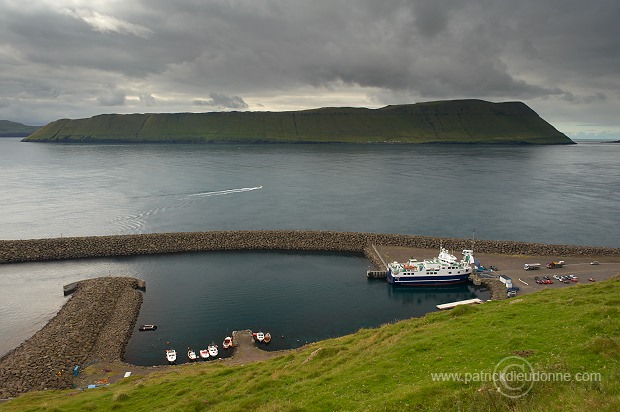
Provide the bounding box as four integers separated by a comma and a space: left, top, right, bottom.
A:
386, 248, 475, 286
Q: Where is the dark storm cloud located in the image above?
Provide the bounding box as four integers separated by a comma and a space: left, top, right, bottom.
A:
0, 0, 619, 136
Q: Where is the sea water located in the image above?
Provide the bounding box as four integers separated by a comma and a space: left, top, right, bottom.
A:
1, 138, 618, 362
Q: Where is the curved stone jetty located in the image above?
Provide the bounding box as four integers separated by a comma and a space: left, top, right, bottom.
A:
1, 231, 618, 265
0, 277, 143, 398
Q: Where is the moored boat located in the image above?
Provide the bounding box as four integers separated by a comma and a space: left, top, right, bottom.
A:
187, 348, 197, 361
386, 248, 475, 286
263, 332, 272, 344
254, 331, 265, 343
223, 336, 233, 349
166, 349, 177, 364
208, 343, 218, 358
138, 324, 157, 331
199, 349, 210, 359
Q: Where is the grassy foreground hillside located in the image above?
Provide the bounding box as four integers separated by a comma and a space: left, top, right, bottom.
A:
0, 120, 39, 137
2, 277, 618, 411
23, 100, 573, 144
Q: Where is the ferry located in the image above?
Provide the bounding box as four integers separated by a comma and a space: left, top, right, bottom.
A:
386, 248, 475, 286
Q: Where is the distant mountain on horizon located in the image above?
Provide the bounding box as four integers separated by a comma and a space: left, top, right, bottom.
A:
23, 99, 574, 145
0, 120, 40, 137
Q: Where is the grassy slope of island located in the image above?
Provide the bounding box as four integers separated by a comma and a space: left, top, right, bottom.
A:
23, 99, 574, 144
0, 120, 39, 137
2, 277, 618, 411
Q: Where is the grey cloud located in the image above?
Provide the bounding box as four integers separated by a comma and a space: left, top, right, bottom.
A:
97, 89, 126, 106
193, 93, 249, 109
139, 93, 157, 106
0, 0, 618, 134
60, 8, 153, 39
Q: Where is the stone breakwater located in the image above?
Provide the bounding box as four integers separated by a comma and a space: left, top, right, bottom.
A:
1, 231, 619, 264
0, 277, 142, 398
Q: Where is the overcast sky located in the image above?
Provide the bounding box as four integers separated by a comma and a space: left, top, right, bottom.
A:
1, 0, 619, 139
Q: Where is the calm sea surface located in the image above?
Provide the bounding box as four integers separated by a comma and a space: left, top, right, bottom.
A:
1, 138, 618, 362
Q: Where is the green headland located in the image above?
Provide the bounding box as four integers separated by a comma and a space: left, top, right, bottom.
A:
23, 99, 574, 144
0, 120, 39, 137
2, 276, 618, 411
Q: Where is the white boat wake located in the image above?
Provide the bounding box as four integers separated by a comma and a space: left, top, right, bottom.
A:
111, 186, 263, 232
185, 185, 263, 198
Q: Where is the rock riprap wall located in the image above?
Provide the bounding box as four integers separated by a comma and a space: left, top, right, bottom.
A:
0, 277, 142, 398
1, 231, 618, 264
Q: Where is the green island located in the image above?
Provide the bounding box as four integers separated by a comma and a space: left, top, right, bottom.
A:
0, 120, 39, 137
2, 276, 618, 411
23, 99, 573, 144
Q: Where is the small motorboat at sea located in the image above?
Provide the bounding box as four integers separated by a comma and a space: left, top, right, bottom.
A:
253, 331, 265, 343
199, 349, 210, 359
208, 343, 219, 358
166, 349, 177, 364
223, 336, 233, 349
187, 348, 198, 361
138, 324, 157, 331
263, 332, 272, 344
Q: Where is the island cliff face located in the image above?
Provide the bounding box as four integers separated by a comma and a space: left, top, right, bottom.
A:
23, 99, 574, 144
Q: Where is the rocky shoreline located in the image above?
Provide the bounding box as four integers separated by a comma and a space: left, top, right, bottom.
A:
1, 231, 619, 264
0, 277, 143, 398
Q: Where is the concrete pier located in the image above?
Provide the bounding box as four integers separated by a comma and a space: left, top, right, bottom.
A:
229, 330, 280, 365
366, 270, 387, 278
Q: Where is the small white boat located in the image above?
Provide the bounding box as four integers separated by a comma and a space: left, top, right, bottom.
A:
166, 349, 177, 364
208, 343, 218, 358
187, 348, 198, 361
223, 336, 232, 349
199, 349, 210, 359
254, 331, 265, 343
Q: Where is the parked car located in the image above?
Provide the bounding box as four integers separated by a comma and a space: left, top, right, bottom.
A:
590, 261, 600, 265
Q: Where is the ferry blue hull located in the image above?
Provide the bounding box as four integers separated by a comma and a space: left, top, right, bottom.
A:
386, 270, 471, 286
